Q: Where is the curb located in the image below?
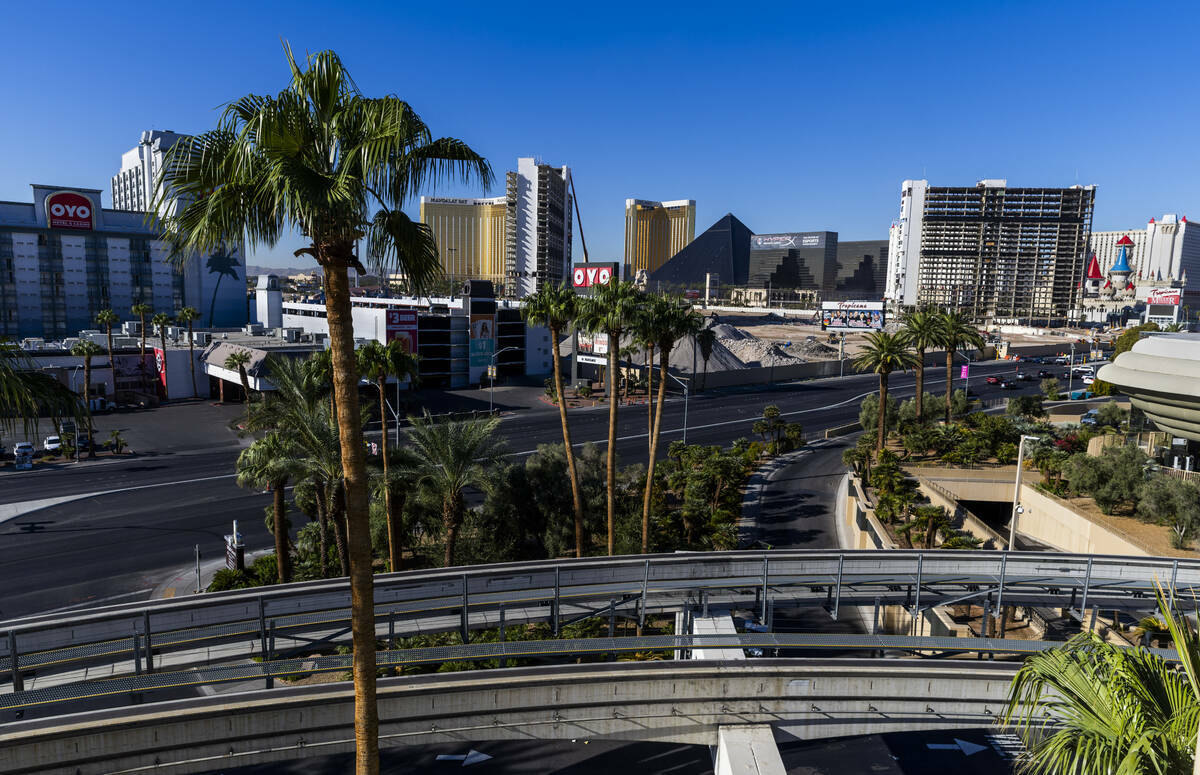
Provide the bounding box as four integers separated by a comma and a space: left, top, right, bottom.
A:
737, 440, 832, 549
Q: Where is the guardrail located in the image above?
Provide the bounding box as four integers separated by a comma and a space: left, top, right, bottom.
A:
2, 550, 1193, 706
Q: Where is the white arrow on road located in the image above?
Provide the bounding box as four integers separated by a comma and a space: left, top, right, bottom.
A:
435, 749, 493, 766
926, 738, 988, 756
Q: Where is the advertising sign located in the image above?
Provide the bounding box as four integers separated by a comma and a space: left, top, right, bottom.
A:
45, 191, 94, 230
820, 301, 885, 331
960, 365, 969, 380
751, 233, 824, 250
469, 313, 495, 368
154, 347, 168, 392
572, 262, 619, 289
1146, 288, 1182, 306
577, 332, 609, 356
384, 310, 419, 353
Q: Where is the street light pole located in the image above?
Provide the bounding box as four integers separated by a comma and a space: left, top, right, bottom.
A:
1008, 434, 1040, 550
665, 372, 691, 443
1068, 342, 1076, 396
489, 346, 520, 414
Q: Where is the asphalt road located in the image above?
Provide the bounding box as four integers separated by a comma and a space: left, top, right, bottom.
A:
197, 728, 1021, 774
0, 359, 1052, 620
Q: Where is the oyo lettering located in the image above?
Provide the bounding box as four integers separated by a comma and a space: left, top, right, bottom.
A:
572, 265, 614, 288
49, 202, 91, 219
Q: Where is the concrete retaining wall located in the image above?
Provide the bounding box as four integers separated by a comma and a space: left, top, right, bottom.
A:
1016, 483, 1151, 556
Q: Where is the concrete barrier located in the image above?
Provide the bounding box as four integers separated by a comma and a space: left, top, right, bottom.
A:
824, 422, 861, 439
0, 659, 1020, 775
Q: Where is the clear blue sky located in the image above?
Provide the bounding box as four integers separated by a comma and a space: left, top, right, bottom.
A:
2, 1, 1196, 269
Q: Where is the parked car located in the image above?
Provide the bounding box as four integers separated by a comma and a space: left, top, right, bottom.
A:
43, 435, 62, 454
986, 376, 1001, 385
1037, 369, 1056, 378
12, 441, 34, 457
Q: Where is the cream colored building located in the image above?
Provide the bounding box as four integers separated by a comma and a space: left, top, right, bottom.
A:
624, 199, 696, 276
419, 196, 509, 288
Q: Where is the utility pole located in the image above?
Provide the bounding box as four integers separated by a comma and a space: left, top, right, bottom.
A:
1008, 435, 1039, 549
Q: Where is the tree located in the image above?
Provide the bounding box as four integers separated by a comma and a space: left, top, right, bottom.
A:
1063, 444, 1149, 514
521, 283, 586, 557
70, 340, 103, 458
695, 327, 715, 392
1003, 588, 1200, 774
1041, 376, 1061, 400
936, 311, 984, 424
406, 412, 505, 567
900, 309, 940, 422
1138, 476, 1200, 549
636, 294, 701, 553
177, 307, 202, 398
95, 309, 119, 389
1095, 401, 1127, 429
155, 46, 492, 773
1007, 394, 1045, 419
0, 344, 83, 440
224, 349, 253, 424
356, 339, 420, 570
151, 312, 172, 387
236, 433, 295, 583
576, 280, 643, 555
854, 331, 919, 452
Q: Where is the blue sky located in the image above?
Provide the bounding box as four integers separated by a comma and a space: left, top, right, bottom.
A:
2, 1, 1197, 269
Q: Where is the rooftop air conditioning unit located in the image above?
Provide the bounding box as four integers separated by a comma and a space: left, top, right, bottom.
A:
280, 328, 301, 343
192, 332, 212, 346
122, 321, 142, 336
244, 323, 264, 336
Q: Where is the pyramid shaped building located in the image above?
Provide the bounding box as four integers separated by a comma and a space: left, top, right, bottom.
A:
647, 213, 753, 289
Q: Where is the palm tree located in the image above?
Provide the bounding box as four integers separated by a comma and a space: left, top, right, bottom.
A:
130, 301, 152, 379
936, 311, 984, 424
576, 280, 644, 555
854, 331, 918, 452
357, 340, 420, 571
406, 412, 505, 567
224, 349, 253, 410
151, 312, 172, 388
154, 47, 491, 772
236, 433, 296, 583
900, 309, 939, 422
70, 340, 103, 458
637, 295, 700, 553
0, 343, 84, 438
370, 445, 421, 572
176, 307, 201, 398
1003, 587, 1200, 774
95, 309, 119, 389
522, 283, 586, 557
695, 327, 715, 392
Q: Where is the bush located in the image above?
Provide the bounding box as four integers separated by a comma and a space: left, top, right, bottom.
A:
1041, 377, 1061, 400
1063, 444, 1149, 514
576, 384, 592, 399
208, 568, 257, 592
995, 442, 1018, 465
1007, 394, 1045, 419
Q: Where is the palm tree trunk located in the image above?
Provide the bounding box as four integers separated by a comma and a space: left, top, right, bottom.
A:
273, 481, 291, 583
379, 383, 397, 571
83, 358, 95, 458
877, 374, 889, 452
330, 486, 350, 576
647, 343, 654, 451
944, 348, 954, 424
701, 357, 709, 392
443, 493, 463, 568
315, 481, 330, 577
219, 378, 225, 404
320, 260, 378, 775
187, 322, 197, 398
605, 331, 619, 556
641, 346, 671, 553
106, 327, 116, 400
550, 324, 585, 558
914, 347, 925, 422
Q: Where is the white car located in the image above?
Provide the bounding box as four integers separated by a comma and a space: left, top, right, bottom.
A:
43, 436, 62, 453
1082, 375, 1095, 385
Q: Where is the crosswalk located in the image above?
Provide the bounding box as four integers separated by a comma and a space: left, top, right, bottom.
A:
985, 731, 1025, 762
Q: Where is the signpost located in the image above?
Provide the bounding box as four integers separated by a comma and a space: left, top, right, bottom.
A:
225, 520, 244, 571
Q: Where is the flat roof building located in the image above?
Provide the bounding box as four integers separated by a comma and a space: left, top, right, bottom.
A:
419, 196, 509, 289
624, 199, 696, 278
886, 179, 1095, 323
505, 157, 573, 298
748, 232, 838, 292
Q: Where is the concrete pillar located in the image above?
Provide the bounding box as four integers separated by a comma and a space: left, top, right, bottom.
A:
715, 725, 787, 775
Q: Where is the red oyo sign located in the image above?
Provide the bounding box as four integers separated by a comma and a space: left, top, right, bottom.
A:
45, 191, 94, 231
572, 264, 615, 288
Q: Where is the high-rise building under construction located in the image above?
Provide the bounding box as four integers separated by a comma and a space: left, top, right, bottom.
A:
886, 179, 1095, 322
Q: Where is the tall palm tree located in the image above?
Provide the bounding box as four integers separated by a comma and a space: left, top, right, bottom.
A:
130, 301, 152, 379
236, 433, 296, 583
854, 331, 918, 452
406, 412, 505, 567
154, 47, 491, 772
695, 327, 715, 392
224, 349, 253, 417
357, 340, 420, 571
151, 312, 172, 389
370, 445, 421, 572
176, 307, 201, 398
95, 309, 119, 390
900, 309, 940, 423
1003, 588, 1200, 774
521, 283, 586, 558
638, 295, 700, 553
936, 311, 984, 424
576, 280, 644, 555
70, 340, 103, 458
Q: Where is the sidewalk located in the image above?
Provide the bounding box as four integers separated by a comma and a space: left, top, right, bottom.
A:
151, 548, 274, 600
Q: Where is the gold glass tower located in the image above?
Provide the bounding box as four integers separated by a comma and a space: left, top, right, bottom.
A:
419, 196, 509, 288
624, 199, 696, 276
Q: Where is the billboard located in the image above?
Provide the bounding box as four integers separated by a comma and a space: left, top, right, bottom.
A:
154, 347, 168, 393
469, 312, 495, 368
45, 191, 94, 230
577, 332, 609, 356
384, 310, 418, 353
1146, 288, 1182, 306
572, 262, 619, 289
751, 233, 824, 250
820, 300, 885, 331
